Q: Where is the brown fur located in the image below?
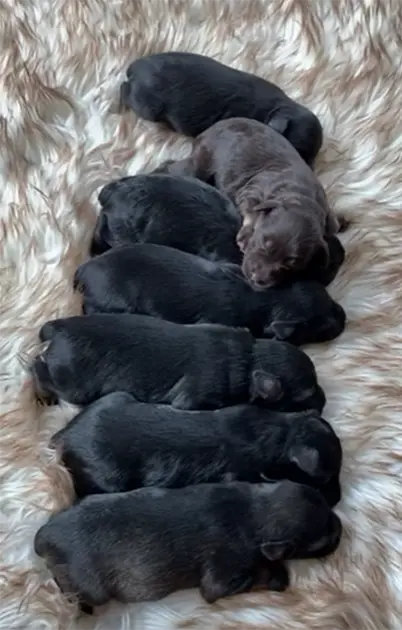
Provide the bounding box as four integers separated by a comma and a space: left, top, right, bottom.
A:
161, 118, 341, 289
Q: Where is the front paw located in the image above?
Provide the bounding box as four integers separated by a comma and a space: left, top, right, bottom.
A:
254, 561, 289, 592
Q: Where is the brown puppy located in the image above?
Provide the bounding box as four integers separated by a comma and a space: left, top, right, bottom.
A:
161, 118, 341, 289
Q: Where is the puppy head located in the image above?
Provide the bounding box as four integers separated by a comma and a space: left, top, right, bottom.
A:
254, 481, 342, 561
252, 339, 325, 413
268, 106, 323, 167
241, 212, 326, 290
284, 412, 342, 485
261, 281, 346, 345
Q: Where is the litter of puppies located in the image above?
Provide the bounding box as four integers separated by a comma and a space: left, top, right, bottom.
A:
32, 51, 347, 614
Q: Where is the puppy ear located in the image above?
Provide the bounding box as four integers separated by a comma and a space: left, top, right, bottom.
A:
268, 115, 289, 135
260, 540, 294, 561
289, 445, 321, 478
267, 320, 300, 341
250, 370, 283, 402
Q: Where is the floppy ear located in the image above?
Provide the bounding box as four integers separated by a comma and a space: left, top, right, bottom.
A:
316, 238, 331, 269
260, 540, 295, 561
267, 320, 301, 341
250, 370, 283, 402
289, 445, 321, 478
267, 114, 289, 135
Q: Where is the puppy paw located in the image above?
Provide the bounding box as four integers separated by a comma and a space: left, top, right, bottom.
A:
254, 561, 289, 592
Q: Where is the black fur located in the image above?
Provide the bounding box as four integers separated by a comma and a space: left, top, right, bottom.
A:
31, 314, 326, 412
91, 173, 241, 262
52, 391, 342, 506
74, 244, 346, 346
297, 234, 345, 286
120, 52, 323, 166
34, 480, 341, 607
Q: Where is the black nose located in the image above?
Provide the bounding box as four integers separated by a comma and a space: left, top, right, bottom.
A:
319, 475, 341, 507
333, 302, 346, 326
330, 512, 342, 548
312, 385, 326, 413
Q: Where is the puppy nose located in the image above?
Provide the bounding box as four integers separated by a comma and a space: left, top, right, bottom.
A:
312, 385, 326, 414
333, 302, 346, 325
330, 513, 342, 548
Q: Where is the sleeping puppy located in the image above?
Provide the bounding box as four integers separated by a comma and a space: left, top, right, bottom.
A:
74, 244, 346, 346
160, 118, 342, 289
120, 52, 323, 166
91, 173, 241, 263
30, 313, 326, 412
34, 480, 342, 609
52, 391, 342, 506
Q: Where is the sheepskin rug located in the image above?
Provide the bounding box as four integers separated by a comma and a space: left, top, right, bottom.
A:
1, 0, 402, 628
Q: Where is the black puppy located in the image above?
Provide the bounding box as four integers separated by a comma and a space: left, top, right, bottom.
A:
34, 480, 342, 608
120, 52, 322, 166
91, 173, 241, 262
31, 314, 325, 412
74, 244, 346, 346
52, 391, 342, 506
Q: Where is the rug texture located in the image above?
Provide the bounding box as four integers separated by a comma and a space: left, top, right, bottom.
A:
1, 0, 402, 628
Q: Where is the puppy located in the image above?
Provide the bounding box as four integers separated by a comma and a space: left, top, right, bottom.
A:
120, 52, 323, 166
160, 118, 341, 289
52, 391, 342, 506
30, 313, 326, 412
74, 244, 346, 346
91, 173, 241, 263
34, 480, 342, 608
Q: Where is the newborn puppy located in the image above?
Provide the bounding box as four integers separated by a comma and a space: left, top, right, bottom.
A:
91, 173, 241, 263
34, 480, 342, 608
74, 244, 346, 346
120, 52, 323, 166
30, 313, 325, 412
52, 391, 342, 506
161, 118, 341, 289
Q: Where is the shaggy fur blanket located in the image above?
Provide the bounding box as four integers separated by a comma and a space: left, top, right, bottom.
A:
1, 1, 401, 629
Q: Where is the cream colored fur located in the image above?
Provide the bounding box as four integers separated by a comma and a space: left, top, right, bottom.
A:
1, 1, 401, 628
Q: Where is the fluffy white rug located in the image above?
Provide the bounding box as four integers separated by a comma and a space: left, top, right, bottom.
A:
1, 0, 402, 628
